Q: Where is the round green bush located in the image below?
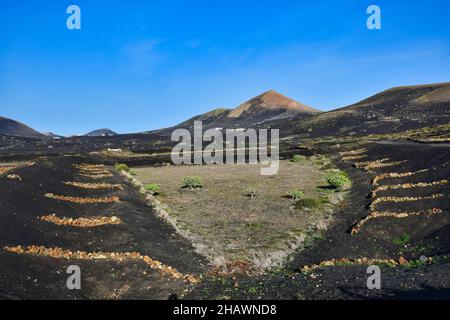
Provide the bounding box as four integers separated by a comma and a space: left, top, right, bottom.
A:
327, 172, 352, 191
144, 183, 160, 195
181, 176, 203, 189
291, 155, 307, 163
115, 163, 130, 172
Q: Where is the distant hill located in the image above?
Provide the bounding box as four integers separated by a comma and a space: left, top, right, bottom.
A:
42, 132, 64, 138
0, 116, 42, 137
176, 90, 321, 130
85, 128, 117, 137
298, 82, 450, 137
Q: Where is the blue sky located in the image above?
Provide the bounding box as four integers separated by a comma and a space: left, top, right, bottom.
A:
1, 0, 449, 135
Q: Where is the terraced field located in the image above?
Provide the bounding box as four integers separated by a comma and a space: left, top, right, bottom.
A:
0, 157, 207, 299
1, 137, 449, 300
187, 139, 450, 299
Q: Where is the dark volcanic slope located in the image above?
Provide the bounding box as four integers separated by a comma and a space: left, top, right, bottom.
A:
176, 90, 321, 131
299, 82, 450, 137
0, 156, 207, 299
85, 128, 117, 137
0, 116, 42, 137
188, 139, 450, 300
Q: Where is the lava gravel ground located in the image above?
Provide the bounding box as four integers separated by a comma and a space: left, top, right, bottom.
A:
187, 140, 450, 300
0, 156, 208, 299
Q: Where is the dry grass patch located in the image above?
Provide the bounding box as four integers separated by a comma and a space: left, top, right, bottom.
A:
132, 160, 343, 273
40, 214, 122, 227
44, 193, 120, 204
4, 245, 197, 283
64, 181, 123, 190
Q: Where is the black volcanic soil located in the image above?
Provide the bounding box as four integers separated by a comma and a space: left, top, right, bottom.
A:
0, 156, 208, 299
0, 137, 449, 300
186, 139, 450, 300
297, 83, 450, 138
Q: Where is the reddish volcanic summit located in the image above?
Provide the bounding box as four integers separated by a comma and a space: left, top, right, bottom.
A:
229, 90, 320, 118
173, 89, 321, 131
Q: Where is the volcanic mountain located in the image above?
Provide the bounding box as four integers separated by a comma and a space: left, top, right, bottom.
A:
85, 128, 117, 137
0, 116, 42, 137
298, 82, 450, 137
176, 90, 321, 130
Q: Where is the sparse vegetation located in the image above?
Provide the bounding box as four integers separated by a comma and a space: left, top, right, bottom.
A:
144, 183, 161, 195
294, 197, 323, 210
327, 171, 352, 191
291, 155, 307, 163
287, 189, 304, 201
310, 154, 331, 167
114, 163, 130, 172
393, 233, 410, 246
181, 176, 203, 189
132, 160, 343, 272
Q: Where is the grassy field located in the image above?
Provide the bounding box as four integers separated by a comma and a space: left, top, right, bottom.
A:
132, 158, 345, 273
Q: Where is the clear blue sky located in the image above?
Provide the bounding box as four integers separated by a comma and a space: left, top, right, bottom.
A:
1, 1, 449, 135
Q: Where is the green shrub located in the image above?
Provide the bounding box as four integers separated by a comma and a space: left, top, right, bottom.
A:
291, 155, 307, 163
115, 163, 130, 172
393, 233, 410, 246
181, 176, 203, 189
326, 172, 352, 191
294, 197, 323, 210
144, 183, 160, 195
287, 189, 304, 200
